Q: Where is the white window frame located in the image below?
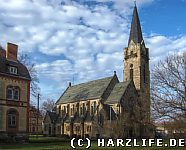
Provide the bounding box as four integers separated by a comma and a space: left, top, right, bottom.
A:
7, 86, 20, 101
9, 66, 18, 75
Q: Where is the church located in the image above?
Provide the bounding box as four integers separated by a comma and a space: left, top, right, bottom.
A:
43, 5, 154, 138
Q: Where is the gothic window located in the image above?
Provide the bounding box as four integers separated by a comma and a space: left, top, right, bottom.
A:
6, 86, 20, 100
130, 64, 133, 80
76, 126, 80, 133
71, 108, 73, 116
66, 125, 70, 131
83, 103, 86, 114
76, 103, 79, 115
7, 109, 18, 128
93, 101, 96, 113
87, 125, 92, 132
80, 106, 83, 115
72, 105, 75, 115
63, 106, 66, 114
67, 104, 70, 115
91, 105, 94, 116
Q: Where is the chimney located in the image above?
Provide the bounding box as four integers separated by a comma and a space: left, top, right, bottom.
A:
6, 43, 18, 61
69, 82, 72, 87
0, 46, 6, 58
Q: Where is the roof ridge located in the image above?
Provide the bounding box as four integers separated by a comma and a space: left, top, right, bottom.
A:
70, 75, 113, 87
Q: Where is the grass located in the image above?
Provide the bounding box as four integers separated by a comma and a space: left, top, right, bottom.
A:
0, 137, 186, 150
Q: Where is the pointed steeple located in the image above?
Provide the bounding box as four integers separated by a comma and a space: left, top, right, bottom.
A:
128, 5, 143, 45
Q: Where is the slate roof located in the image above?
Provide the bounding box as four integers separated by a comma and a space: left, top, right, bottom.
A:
128, 6, 143, 45
0, 55, 31, 80
56, 76, 114, 104
105, 81, 131, 104
47, 111, 59, 123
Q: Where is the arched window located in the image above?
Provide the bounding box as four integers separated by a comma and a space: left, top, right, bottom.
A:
130, 64, 133, 80
72, 105, 75, 115
91, 105, 94, 116
7, 109, 18, 128
6, 86, 20, 100
80, 106, 83, 115
63, 106, 66, 114
71, 107, 73, 116
83, 103, 86, 114
93, 101, 97, 113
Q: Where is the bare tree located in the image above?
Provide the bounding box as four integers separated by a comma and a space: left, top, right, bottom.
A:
41, 98, 56, 112
18, 53, 40, 98
151, 52, 186, 124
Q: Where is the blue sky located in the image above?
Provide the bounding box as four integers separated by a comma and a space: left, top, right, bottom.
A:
0, 0, 186, 104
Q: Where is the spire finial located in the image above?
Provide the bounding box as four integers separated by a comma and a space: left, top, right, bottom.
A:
128, 0, 143, 45
134, 0, 136, 6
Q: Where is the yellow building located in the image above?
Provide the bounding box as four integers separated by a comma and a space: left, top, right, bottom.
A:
0, 43, 31, 141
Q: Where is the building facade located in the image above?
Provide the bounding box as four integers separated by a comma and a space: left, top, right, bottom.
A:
43, 5, 153, 138
0, 43, 31, 141
29, 106, 43, 135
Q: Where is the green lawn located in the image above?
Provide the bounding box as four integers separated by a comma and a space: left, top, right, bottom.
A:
0, 137, 186, 150
0, 142, 186, 150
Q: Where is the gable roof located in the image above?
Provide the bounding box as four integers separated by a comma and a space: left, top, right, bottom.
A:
0, 56, 31, 80
46, 111, 59, 124
105, 80, 131, 104
56, 75, 116, 104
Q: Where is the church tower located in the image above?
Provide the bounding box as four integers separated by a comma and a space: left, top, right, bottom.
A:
123, 5, 150, 126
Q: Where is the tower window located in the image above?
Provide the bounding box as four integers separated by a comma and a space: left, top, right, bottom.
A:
130, 64, 133, 80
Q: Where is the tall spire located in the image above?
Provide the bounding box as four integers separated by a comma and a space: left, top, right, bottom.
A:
128, 5, 143, 45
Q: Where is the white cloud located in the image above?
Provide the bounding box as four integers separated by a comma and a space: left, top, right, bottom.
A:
0, 0, 185, 100
146, 35, 186, 66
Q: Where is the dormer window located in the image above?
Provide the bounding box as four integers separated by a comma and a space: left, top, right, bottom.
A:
8, 66, 18, 75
